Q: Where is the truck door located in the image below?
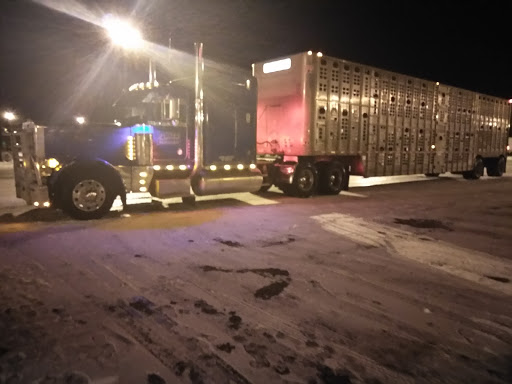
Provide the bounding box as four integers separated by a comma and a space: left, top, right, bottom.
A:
152, 96, 193, 164
203, 76, 257, 165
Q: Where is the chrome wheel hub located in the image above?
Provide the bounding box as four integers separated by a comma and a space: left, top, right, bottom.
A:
298, 170, 314, 191
72, 180, 106, 212
329, 172, 341, 187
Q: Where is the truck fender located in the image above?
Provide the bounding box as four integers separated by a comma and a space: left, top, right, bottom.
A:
49, 159, 126, 209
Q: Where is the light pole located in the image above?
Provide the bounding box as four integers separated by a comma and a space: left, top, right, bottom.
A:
1, 111, 17, 162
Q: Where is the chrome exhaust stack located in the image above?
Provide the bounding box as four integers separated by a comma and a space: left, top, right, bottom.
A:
190, 43, 262, 196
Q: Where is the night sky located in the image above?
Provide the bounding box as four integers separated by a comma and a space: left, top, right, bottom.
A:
1, 0, 510, 124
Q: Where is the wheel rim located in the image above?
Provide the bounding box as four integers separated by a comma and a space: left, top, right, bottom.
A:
297, 169, 315, 192
328, 169, 343, 190
72, 179, 106, 212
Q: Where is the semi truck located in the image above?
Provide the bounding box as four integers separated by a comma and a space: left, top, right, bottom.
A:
10, 47, 511, 219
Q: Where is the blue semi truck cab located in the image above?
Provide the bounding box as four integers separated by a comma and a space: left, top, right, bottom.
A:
11, 51, 262, 219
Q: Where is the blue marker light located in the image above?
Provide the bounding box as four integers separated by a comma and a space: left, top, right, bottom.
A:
131, 124, 154, 134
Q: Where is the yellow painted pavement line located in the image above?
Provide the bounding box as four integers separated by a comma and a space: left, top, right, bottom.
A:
97, 209, 224, 231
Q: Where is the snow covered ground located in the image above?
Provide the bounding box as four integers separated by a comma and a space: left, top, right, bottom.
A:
1, 161, 512, 383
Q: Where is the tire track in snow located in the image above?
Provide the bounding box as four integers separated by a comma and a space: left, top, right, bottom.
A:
311, 213, 512, 296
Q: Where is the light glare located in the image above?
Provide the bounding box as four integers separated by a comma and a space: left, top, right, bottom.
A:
3, 111, 16, 121
103, 15, 143, 50
47, 158, 59, 168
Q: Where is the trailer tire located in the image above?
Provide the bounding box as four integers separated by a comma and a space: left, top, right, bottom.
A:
60, 170, 116, 220
290, 163, 317, 198
319, 162, 345, 195
462, 157, 484, 180
486, 157, 505, 177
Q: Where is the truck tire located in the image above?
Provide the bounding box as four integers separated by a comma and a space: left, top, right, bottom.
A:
319, 162, 345, 195
290, 163, 318, 198
60, 170, 116, 220
462, 157, 484, 180
486, 157, 505, 177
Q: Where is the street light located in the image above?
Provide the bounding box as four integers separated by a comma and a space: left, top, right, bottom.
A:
3, 111, 16, 121
102, 15, 158, 85
75, 116, 85, 125
102, 15, 143, 50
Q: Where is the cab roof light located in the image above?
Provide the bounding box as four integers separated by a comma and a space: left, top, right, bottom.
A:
263, 58, 291, 74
